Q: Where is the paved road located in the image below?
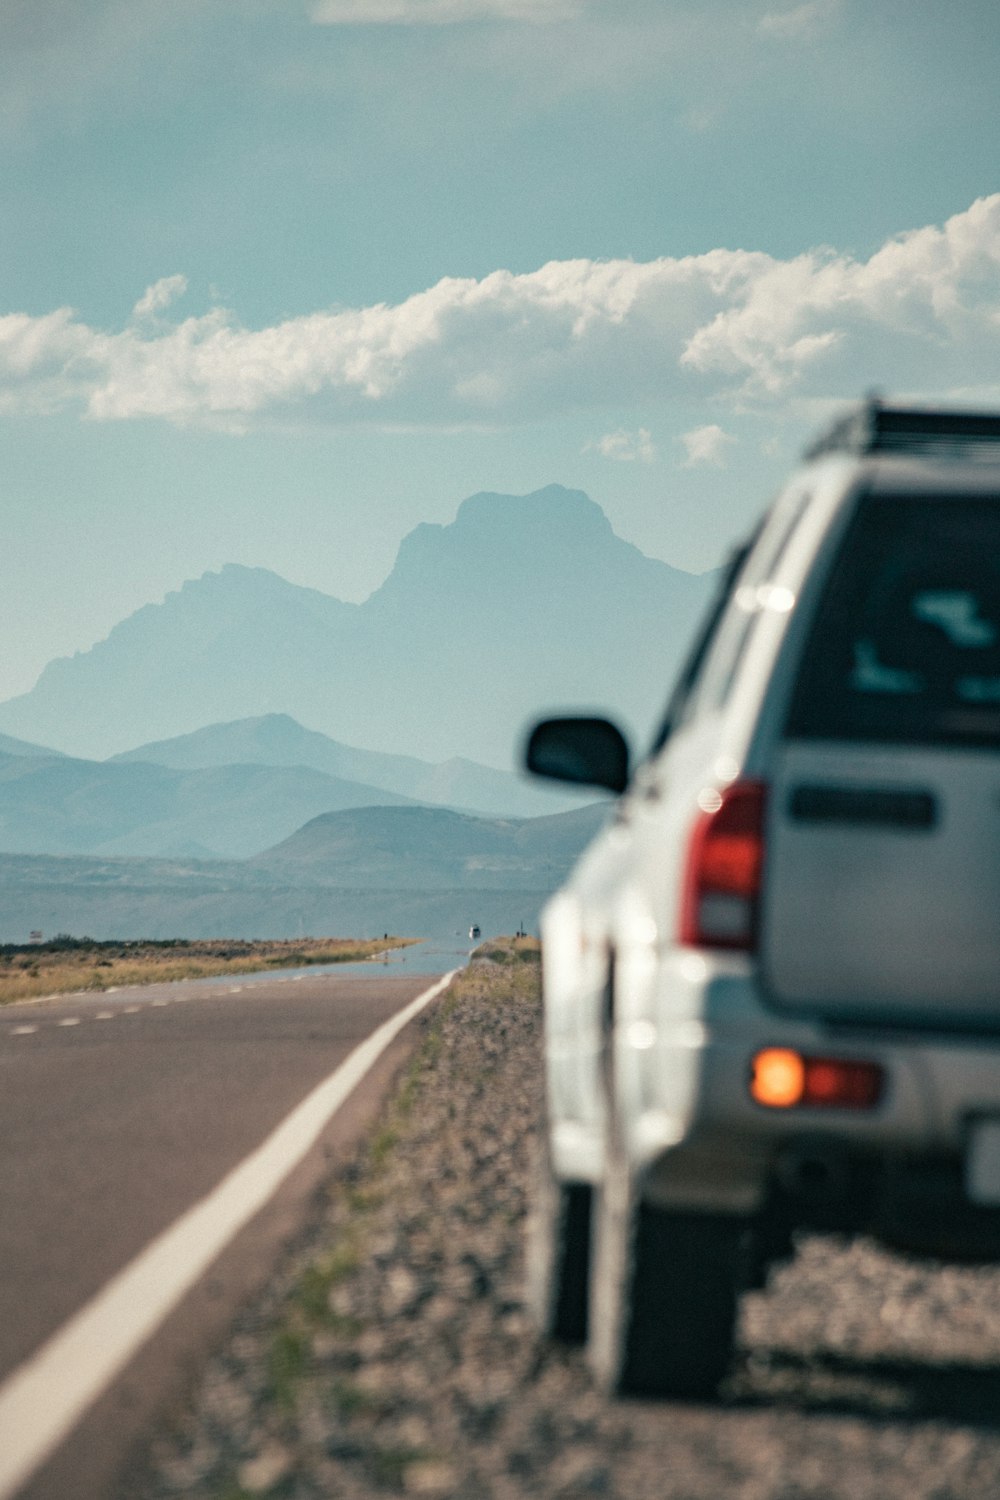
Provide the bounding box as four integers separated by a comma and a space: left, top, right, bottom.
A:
0, 961, 453, 1500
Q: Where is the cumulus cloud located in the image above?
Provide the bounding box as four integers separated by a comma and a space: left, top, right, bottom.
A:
758, 0, 840, 38
588, 427, 656, 461
0, 308, 109, 416
310, 0, 580, 23
131, 274, 188, 321
680, 424, 735, 467
1, 195, 998, 429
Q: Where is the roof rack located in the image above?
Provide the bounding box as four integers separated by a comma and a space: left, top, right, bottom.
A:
805, 397, 1000, 460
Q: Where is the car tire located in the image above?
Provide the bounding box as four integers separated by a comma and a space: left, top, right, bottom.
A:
525, 1138, 592, 1342
587, 1116, 740, 1397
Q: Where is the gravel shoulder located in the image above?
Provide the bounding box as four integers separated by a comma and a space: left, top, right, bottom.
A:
130, 941, 1000, 1500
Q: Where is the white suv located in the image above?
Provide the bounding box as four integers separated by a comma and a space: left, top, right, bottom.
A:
524, 401, 1000, 1398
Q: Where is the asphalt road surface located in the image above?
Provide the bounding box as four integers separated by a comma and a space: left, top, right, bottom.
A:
0, 958, 454, 1500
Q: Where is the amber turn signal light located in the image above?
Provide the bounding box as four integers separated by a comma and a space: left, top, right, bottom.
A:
750, 1048, 884, 1110
750, 1048, 806, 1107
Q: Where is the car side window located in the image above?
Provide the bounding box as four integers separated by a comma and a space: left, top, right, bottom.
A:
786, 492, 1000, 749
675, 490, 810, 728
647, 530, 759, 754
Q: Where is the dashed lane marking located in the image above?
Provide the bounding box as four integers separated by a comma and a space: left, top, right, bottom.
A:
0, 970, 456, 1500
3, 975, 319, 1037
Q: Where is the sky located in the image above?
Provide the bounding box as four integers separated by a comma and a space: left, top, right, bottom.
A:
2, 0, 1000, 704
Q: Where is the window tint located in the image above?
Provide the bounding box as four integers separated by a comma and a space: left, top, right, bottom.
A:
676, 489, 809, 727
647, 530, 759, 753
786, 493, 1000, 749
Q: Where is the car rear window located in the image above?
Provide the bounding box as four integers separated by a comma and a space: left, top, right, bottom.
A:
786, 492, 1000, 749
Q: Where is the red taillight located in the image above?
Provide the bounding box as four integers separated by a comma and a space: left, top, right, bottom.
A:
750, 1048, 885, 1111
679, 780, 767, 951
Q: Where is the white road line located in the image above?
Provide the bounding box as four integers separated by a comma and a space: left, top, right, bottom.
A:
56, 1018, 80, 1028
123, 1006, 141, 1014
10, 1026, 36, 1037
0, 970, 456, 1500
95, 1013, 114, 1021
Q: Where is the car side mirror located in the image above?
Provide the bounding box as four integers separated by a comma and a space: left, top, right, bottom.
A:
524, 716, 630, 795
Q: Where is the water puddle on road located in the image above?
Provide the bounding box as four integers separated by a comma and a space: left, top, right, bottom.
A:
176, 932, 476, 987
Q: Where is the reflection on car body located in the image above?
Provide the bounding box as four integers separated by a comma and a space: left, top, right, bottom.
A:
523, 399, 1000, 1399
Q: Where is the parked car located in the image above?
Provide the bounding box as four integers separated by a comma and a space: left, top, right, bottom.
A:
523, 400, 1000, 1398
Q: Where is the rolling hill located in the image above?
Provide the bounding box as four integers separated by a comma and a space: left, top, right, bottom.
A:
112, 714, 586, 819
0, 748, 418, 859
0, 801, 610, 941
252, 801, 609, 889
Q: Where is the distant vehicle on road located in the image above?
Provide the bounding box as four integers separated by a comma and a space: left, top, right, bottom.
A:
524, 400, 1000, 1398
469, 925, 481, 942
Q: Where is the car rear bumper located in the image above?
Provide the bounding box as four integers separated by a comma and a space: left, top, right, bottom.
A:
611, 948, 1000, 1221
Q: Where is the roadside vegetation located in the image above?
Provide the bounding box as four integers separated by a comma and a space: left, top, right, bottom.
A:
0, 934, 417, 1005
138, 936, 542, 1499
472, 937, 541, 968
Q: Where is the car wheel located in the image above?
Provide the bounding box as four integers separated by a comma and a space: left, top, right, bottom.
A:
588, 1113, 740, 1397
525, 1138, 592, 1342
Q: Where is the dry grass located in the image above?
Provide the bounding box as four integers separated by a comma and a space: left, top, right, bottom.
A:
142, 939, 542, 1497
454, 934, 541, 999
0, 935, 418, 1006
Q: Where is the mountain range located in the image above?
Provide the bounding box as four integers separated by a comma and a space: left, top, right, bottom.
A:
0, 746, 418, 860
0, 800, 608, 942
0, 714, 585, 860
0, 484, 712, 937
110, 713, 584, 821
0, 733, 67, 759
0, 485, 714, 767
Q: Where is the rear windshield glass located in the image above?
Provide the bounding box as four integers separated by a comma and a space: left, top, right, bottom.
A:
786, 492, 1000, 749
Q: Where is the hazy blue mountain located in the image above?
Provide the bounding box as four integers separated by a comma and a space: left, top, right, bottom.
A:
0, 564, 358, 763
0, 749, 418, 859
0, 486, 714, 765
252, 801, 609, 889
112, 714, 588, 818
0, 733, 66, 758
0, 799, 610, 941
0, 848, 548, 945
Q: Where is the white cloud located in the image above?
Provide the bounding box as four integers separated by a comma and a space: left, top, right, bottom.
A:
131, 275, 188, 321
1, 195, 998, 429
680, 424, 735, 467
0, 308, 108, 416
680, 105, 719, 133
588, 427, 656, 462
758, 0, 840, 38
310, 0, 581, 23
679, 194, 1000, 396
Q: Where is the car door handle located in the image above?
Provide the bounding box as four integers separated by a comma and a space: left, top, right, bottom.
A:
788, 783, 938, 830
